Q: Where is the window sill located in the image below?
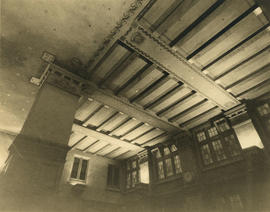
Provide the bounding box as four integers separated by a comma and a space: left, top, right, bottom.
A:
202, 156, 243, 172
106, 187, 121, 192
68, 178, 87, 186
153, 174, 182, 185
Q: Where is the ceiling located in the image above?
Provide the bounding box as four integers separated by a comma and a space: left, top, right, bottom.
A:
1, 0, 270, 160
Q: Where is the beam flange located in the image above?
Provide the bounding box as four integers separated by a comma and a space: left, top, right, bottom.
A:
122, 25, 240, 110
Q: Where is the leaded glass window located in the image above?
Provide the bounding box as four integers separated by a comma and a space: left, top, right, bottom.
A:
197, 131, 206, 142
212, 140, 227, 161
174, 155, 182, 174
158, 161, 165, 179
201, 144, 213, 165
257, 103, 270, 116
165, 158, 173, 177
224, 135, 240, 157
208, 127, 218, 138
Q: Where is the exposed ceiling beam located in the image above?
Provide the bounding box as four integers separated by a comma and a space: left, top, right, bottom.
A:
122, 25, 240, 110
50, 64, 181, 133
72, 124, 144, 152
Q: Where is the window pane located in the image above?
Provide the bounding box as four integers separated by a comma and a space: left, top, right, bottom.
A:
216, 119, 230, 132
212, 140, 227, 161
79, 159, 88, 180
154, 149, 162, 158
107, 165, 113, 186
131, 171, 137, 187
170, 144, 178, 152
126, 173, 131, 189
164, 147, 170, 155
113, 167, 120, 187
229, 194, 243, 209
208, 127, 218, 138
140, 161, 149, 184
197, 131, 206, 142
174, 155, 182, 174
157, 161, 165, 179
257, 103, 270, 116
71, 157, 80, 179
201, 144, 213, 165
132, 161, 137, 169
165, 158, 173, 177
225, 135, 240, 157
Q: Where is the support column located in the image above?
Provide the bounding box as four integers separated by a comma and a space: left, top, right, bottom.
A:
0, 64, 83, 211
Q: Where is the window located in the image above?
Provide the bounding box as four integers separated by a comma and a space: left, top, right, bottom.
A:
174, 155, 182, 174
212, 140, 226, 161
70, 157, 88, 181
126, 159, 139, 189
215, 119, 230, 132
208, 127, 218, 138
152, 144, 182, 181
224, 135, 240, 157
165, 158, 173, 177
201, 144, 213, 165
257, 103, 270, 116
158, 161, 165, 179
197, 131, 206, 142
107, 164, 120, 189
229, 194, 243, 209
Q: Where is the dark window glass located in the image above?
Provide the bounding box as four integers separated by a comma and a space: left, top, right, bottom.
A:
225, 135, 240, 157
197, 131, 206, 142
257, 103, 270, 116
165, 158, 173, 177
174, 155, 182, 174
212, 140, 226, 161
201, 144, 213, 165
208, 127, 218, 138
79, 159, 88, 180
71, 157, 80, 179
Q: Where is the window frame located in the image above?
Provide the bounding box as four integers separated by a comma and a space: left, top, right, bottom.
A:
69, 156, 89, 184
151, 144, 182, 182
194, 118, 242, 169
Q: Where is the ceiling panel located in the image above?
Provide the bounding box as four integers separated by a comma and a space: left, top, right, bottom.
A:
239, 81, 270, 99
230, 68, 270, 95
134, 128, 165, 145
86, 140, 108, 153
83, 105, 115, 127
91, 45, 129, 82
68, 132, 85, 146
206, 29, 270, 78
107, 57, 147, 91
162, 0, 216, 41
96, 144, 118, 156
75, 99, 102, 122
121, 68, 164, 100
193, 12, 267, 66
136, 78, 178, 106
151, 86, 192, 113
121, 124, 153, 141
106, 148, 130, 159
142, 134, 170, 147
99, 112, 129, 133
183, 107, 222, 129
218, 49, 270, 86
110, 118, 141, 137
176, 0, 251, 54
175, 102, 216, 125
75, 136, 98, 150
143, 0, 176, 26
163, 94, 204, 119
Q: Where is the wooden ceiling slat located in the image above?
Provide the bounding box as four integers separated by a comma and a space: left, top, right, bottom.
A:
194, 12, 266, 66
206, 31, 270, 78
176, 0, 251, 55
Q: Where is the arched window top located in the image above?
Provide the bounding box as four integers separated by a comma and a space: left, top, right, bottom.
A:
164, 147, 170, 155
170, 144, 178, 152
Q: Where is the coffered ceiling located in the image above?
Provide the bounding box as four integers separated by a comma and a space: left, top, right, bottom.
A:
1, 0, 270, 160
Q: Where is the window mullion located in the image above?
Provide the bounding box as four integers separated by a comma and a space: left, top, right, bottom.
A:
77, 159, 83, 179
